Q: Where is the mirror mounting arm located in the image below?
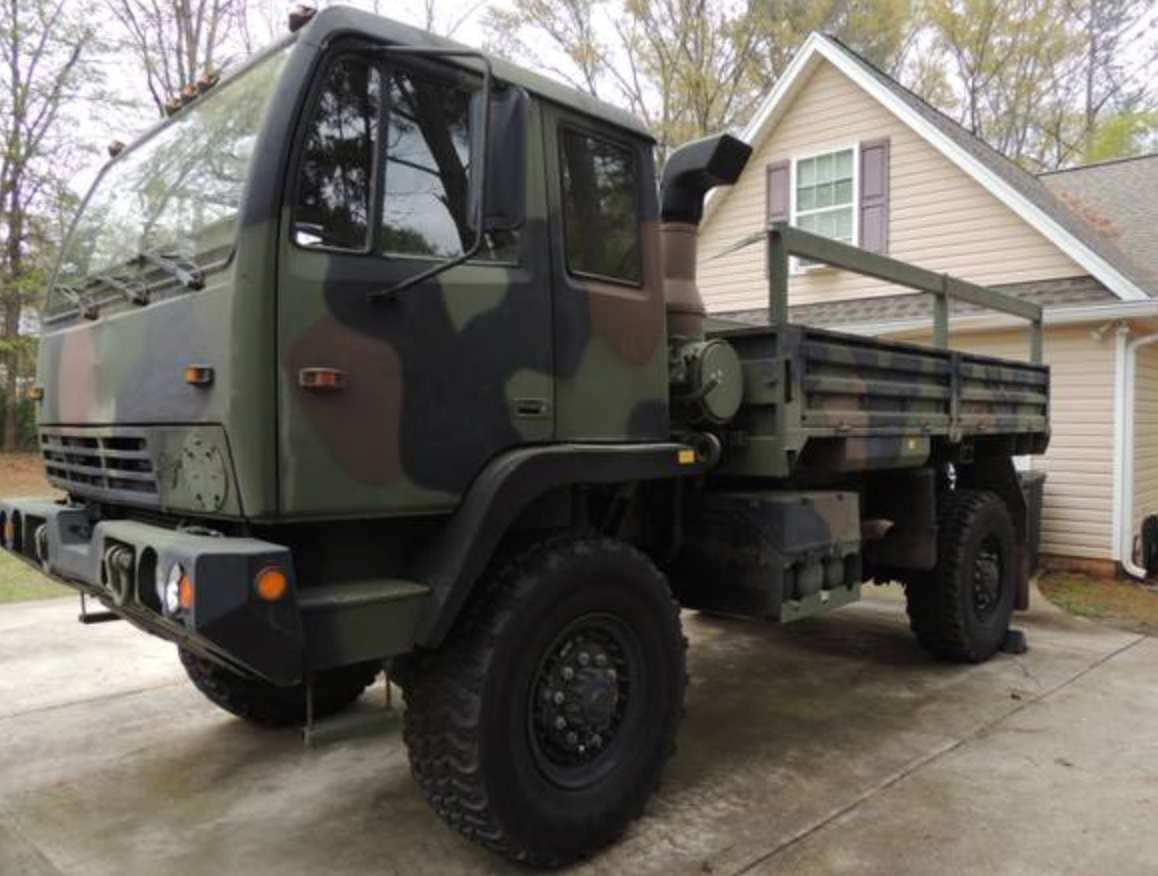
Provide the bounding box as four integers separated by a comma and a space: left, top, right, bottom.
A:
367, 46, 493, 303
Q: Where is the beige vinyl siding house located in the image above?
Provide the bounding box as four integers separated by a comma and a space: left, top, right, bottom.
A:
698, 60, 1084, 310
697, 33, 1158, 574
1134, 344, 1158, 541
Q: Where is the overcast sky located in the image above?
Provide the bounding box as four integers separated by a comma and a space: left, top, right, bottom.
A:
73, 0, 504, 195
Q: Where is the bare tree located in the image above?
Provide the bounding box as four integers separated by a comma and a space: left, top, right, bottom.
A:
105, 0, 244, 116
0, 0, 96, 450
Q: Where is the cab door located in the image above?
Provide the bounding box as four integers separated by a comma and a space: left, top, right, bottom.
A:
540, 104, 669, 442
277, 49, 553, 517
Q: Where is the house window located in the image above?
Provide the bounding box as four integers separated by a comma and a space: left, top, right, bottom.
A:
793, 147, 856, 246
559, 130, 641, 284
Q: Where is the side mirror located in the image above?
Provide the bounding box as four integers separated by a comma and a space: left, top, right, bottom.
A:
469, 85, 528, 232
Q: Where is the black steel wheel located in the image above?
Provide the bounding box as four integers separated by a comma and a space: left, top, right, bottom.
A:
906, 489, 1017, 663
403, 535, 687, 867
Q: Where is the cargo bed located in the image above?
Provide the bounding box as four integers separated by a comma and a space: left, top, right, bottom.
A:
706, 224, 1050, 478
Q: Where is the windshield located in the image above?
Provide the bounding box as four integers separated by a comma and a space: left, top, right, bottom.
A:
48, 46, 290, 314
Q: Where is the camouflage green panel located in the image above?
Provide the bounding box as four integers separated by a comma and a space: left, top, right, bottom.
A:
551, 217, 669, 441
35, 260, 274, 517
713, 324, 1049, 478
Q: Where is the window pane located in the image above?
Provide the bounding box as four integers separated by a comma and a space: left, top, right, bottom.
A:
798, 213, 817, 232
816, 153, 833, 184
561, 131, 641, 283
815, 183, 833, 209
835, 208, 853, 240
797, 186, 815, 211
798, 158, 815, 187
379, 71, 518, 261
294, 58, 380, 250
835, 178, 853, 204
835, 149, 853, 179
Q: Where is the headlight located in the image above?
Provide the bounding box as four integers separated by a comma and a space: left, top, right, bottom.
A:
160, 562, 192, 615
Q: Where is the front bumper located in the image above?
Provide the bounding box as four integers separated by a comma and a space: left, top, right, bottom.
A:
1, 498, 303, 685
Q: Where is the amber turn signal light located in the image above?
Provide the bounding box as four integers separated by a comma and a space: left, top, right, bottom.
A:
298, 367, 347, 391
183, 365, 214, 386
178, 574, 195, 610
255, 566, 289, 602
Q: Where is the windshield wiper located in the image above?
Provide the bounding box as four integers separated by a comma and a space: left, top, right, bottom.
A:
136, 249, 205, 290
91, 272, 149, 306
53, 283, 99, 320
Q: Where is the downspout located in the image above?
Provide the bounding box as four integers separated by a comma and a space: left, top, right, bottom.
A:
1117, 327, 1158, 578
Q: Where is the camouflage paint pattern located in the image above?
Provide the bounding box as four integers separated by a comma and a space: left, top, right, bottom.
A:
33, 5, 1048, 530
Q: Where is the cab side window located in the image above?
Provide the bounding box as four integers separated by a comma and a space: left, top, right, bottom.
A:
294, 57, 381, 250
293, 56, 517, 262
560, 131, 641, 284
381, 70, 518, 261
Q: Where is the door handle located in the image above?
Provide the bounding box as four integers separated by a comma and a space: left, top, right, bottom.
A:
513, 398, 550, 418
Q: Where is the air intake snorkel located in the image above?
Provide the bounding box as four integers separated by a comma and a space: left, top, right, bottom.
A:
659, 134, 752, 340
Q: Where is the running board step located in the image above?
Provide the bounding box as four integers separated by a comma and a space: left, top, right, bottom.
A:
299, 579, 430, 671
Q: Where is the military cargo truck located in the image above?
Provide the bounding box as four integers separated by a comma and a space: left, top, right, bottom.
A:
1, 7, 1049, 866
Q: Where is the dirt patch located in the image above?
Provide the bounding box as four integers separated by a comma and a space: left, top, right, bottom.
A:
1038, 571, 1158, 636
0, 453, 57, 500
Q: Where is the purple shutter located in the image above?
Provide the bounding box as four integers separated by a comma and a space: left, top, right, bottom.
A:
859, 138, 890, 253
766, 160, 790, 227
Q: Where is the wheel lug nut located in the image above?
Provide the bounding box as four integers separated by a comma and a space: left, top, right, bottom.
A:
561, 666, 575, 681
578, 652, 590, 667
555, 716, 566, 730
542, 688, 553, 701
594, 653, 607, 667
592, 733, 602, 747
553, 691, 565, 705
566, 731, 578, 745
607, 668, 617, 681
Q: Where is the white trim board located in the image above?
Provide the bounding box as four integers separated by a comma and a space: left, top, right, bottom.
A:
702, 33, 1150, 303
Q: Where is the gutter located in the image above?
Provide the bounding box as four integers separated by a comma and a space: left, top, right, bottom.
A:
1117, 326, 1158, 579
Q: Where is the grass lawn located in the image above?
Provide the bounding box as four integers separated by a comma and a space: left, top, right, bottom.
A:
1038, 570, 1158, 636
0, 551, 70, 603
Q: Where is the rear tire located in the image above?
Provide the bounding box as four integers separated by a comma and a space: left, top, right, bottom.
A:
179, 648, 380, 727
402, 535, 687, 867
906, 490, 1016, 663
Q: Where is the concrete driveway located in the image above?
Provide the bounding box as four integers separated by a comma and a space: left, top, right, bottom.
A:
2, 586, 1155, 876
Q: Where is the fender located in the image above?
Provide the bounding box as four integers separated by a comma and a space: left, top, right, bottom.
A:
410, 442, 706, 646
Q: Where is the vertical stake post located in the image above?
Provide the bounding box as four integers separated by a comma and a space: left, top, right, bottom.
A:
767, 224, 790, 327
934, 274, 950, 350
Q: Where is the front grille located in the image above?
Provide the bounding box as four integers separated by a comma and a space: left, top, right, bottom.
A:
40, 428, 159, 499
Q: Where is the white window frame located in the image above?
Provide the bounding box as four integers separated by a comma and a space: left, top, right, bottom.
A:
790, 142, 859, 274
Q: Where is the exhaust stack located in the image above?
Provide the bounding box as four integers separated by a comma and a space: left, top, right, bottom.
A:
659, 134, 752, 339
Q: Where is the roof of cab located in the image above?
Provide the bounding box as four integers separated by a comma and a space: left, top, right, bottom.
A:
302, 5, 653, 141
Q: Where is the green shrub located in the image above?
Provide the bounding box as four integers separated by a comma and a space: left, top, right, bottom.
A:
0, 390, 38, 450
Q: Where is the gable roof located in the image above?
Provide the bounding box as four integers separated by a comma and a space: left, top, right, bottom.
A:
703, 32, 1154, 301
1041, 153, 1158, 289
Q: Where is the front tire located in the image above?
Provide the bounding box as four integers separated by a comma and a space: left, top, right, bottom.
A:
179, 648, 380, 727
403, 535, 687, 867
906, 489, 1017, 662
